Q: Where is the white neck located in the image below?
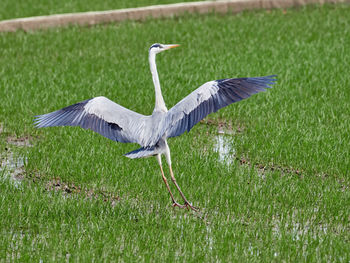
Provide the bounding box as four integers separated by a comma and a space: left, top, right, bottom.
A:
149, 52, 167, 112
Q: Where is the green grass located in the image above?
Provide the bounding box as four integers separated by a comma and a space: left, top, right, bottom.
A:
1, 4, 350, 262
0, 0, 199, 21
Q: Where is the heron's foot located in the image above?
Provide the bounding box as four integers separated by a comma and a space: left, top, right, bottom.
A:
172, 202, 186, 209
184, 202, 199, 212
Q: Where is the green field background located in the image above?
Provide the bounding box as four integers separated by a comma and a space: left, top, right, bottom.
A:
0, 3, 349, 262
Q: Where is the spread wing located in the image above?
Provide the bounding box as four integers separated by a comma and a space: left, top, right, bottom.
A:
164, 75, 277, 138
34, 96, 148, 144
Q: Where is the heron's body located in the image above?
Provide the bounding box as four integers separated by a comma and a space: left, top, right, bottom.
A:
35, 43, 276, 211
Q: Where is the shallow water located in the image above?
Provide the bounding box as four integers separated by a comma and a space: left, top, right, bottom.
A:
0, 152, 26, 188
213, 134, 235, 165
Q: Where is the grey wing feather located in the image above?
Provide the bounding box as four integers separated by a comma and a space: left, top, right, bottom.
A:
34, 96, 148, 144
164, 75, 277, 138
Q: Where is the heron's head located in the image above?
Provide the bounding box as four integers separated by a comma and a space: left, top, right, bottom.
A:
149, 43, 180, 55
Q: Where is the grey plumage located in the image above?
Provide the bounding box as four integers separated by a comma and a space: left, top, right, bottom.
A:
34, 43, 277, 211
164, 76, 276, 138
34, 76, 276, 157
35, 96, 148, 144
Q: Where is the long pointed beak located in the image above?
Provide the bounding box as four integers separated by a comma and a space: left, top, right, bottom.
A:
163, 44, 180, 50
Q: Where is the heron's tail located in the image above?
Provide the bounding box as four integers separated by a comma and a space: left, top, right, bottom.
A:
124, 146, 157, 159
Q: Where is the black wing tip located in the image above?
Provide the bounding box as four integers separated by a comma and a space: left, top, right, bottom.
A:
33, 112, 55, 128
245, 75, 277, 89
248, 75, 277, 81
216, 75, 277, 91
33, 114, 44, 128
261, 75, 278, 83
265, 74, 277, 78
32, 99, 93, 128
217, 74, 277, 83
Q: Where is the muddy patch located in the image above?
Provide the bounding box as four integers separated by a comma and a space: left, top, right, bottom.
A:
0, 152, 26, 188
7, 135, 33, 147
1, 133, 34, 187
44, 177, 120, 206
1, 132, 120, 206
237, 156, 303, 177
200, 118, 244, 134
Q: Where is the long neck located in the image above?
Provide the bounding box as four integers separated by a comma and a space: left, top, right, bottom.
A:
149, 52, 167, 112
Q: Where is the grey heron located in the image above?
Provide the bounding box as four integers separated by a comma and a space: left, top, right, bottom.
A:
35, 43, 276, 211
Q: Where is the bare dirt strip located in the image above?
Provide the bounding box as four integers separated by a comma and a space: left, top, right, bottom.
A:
0, 0, 349, 32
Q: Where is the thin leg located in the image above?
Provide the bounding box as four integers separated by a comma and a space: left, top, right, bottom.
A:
156, 154, 184, 209
159, 164, 185, 209
169, 165, 199, 212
